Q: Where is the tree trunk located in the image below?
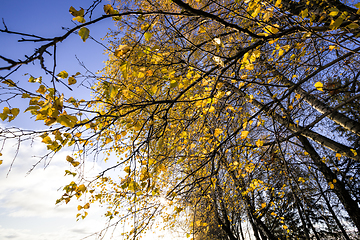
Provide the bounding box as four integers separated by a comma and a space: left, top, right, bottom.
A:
264, 61, 360, 137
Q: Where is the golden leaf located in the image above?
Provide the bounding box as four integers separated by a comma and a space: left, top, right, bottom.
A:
214, 128, 223, 137
69, 6, 84, 17
241, 131, 249, 139
314, 82, 323, 91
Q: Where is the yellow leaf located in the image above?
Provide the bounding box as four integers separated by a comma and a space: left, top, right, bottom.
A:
347, 22, 359, 29
330, 12, 347, 30
57, 113, 78, 128
124, 166, 131, 174
11, 108, 20, 118
22, 93, 31, 98
71, 161, 80, 167
78, 27, 90, 42
69, 6, 84, 17
114, 45, 131, 57
356, 2, 360, 14
2, 107, 10, 116
104, 4, 116, 15
36, 85, 46, 95
249, 94, 254, 102
147, 70, 153, 76
214, 128, 223, 137
66, 156, 74, 162
144, 32, 152, 41
57, 71, 68, 79
2, 79, 16, 87
28, 76, 42, 83
68, 77, 77, 85
298, 177, 305, 183
256, 139, 263, 147
328, 7, 339, 17
138, 72, 145, 78
261, 203, 266, 208
83, 203, 90, 209
72, 16, 85, 23
350, 149, 357, 156
283, 225, 288, 230
275, 0, 281, 7
245, 64, 254, 70
45, 117, 57, 126
198, 26, 206, 33
278, 49, 284, 57
314, 82, 323, 91
336, 153, 341, 159
78, 184, 86, 192
42, 136, 52, 144
77, 205, 83, 211
264, 26, 279, 34
301, 8, 308, 18
241, 131, 249, 139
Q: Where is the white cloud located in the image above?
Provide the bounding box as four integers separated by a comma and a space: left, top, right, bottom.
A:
0, 138, 110, 239
0, 136, 186, 240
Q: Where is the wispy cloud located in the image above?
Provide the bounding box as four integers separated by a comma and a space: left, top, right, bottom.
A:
0, 138, 108, 239
0, 136, 184, 240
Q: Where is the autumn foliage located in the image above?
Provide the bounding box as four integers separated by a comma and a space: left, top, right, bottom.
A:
1, 0, 360, 239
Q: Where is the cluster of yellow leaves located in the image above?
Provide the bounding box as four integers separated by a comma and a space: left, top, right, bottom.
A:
21, 0, 360, 237
0, 107, 20, 122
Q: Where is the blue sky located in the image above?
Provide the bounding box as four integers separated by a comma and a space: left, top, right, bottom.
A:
0, 1, 186, 239
0, 0, 109, 129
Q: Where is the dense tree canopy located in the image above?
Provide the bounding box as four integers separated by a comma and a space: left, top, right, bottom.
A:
1, 0, 360, 239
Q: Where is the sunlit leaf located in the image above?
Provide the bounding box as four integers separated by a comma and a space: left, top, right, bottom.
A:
351, 149, 357, 156
57, 71, 68, 79
73, 16, 85, 23
241, 131, 249, 139
114, 45, 131, 57
214, 128, 223, 137
314, 82, 323, 91
77, 184, 86, 192
328, 7, 339, 17
42, 136, 52, 144
300, 8, 308, 18
144, 32, 152, 41
256, 139, 263, 147
57, 113, 78, 128
124, 166, 131, 174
